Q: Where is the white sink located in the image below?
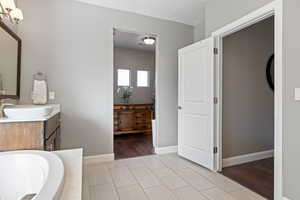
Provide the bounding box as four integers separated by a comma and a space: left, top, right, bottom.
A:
4, 105, 54, 119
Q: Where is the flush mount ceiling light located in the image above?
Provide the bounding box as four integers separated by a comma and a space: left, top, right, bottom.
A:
0, 0, 23, 24
143, 36, 156, 45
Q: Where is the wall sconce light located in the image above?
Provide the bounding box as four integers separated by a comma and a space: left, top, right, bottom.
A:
0, 0, 23, 24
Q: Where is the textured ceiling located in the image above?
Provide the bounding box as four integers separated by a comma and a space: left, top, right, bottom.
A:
75, 0, 207, 25
114, 29, 156, 52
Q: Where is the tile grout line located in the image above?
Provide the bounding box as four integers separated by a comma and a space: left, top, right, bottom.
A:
174, 160, 247, 199
127, 158, 162, 199
147, 163, 190, 191
155, 155, 215, 194
143, 155, 204, 199
84, 162, 95, 200
105, 163, 122, 200
83, 162, 91, 200
116, 158, 152, 200
85, 153, 261, 200
157, 155, 242, 198
130, 155, 190, 199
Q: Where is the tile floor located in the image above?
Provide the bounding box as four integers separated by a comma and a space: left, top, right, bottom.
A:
83, 154, 267, 200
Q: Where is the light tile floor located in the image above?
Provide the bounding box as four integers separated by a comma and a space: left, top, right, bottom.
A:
83, 154, 266, 200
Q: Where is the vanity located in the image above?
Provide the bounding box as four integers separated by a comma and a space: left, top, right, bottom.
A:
0, 8, 82, 200
0, 19, 62, 152
0, 105, 61, 152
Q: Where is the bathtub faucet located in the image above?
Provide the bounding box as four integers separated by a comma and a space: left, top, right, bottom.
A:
0, 99, 14, 118
19, 194, 37, 200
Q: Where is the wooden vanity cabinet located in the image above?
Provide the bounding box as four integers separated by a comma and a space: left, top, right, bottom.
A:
44, 113, 61, 151
0, 113, 61, 152
114, 104, 153, 135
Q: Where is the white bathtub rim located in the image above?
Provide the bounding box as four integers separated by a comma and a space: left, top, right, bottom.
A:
0, 150, 65, 200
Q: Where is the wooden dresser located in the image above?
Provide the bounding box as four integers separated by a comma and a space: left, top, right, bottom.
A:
114, 104, 153, 135
0, 113, 61, 152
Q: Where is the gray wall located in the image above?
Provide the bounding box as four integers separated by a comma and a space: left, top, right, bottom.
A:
113, 47, 155, 104
193, 21, 205, 42
17, 0, 193, 155
222, 17, 274, 158
203, 0, 273, 38
283, 1, 300, 199
193, 6, 205, 42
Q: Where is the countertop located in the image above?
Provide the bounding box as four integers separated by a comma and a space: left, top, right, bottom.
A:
0, 104, 60, 123
54, 149, 83, 200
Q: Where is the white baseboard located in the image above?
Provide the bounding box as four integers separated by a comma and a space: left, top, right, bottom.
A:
84, 153, 115, 165
223, 150, 274, 167
155, 146, 178, 155
284, 197, 291, 200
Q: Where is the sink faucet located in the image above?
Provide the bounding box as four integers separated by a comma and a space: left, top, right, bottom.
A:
0, 99, 14, 118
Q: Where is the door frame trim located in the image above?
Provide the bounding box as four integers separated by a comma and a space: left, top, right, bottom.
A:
112, 28, 159, 155
212, 1, 283, 200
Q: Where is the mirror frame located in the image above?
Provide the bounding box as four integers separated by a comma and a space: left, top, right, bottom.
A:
0, 20, 22, 99
266, 54, 274, 92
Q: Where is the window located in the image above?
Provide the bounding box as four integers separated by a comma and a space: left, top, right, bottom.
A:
117, 69, 130, 86
137, 70, 149, 87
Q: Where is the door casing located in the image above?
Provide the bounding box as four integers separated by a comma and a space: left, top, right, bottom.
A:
212, 1, 283, 200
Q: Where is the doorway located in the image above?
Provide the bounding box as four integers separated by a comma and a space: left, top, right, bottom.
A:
113, 29, 156, 159
219, 16, 275, 199
178, 2, 283, 199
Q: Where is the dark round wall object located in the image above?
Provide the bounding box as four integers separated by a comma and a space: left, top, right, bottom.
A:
266, 54, 274, 91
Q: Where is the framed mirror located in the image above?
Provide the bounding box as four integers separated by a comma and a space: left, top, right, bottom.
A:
266, 54, 274, 92
0, 20, 21, 99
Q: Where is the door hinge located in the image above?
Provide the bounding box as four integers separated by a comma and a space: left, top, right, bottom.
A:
214, 147, 218, 154
214, 97, 218, 104
214, 48, 218, 55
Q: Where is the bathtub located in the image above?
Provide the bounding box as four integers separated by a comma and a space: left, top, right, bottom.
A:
0, 151, 64, 200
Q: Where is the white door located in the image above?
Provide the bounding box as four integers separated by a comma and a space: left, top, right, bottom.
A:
178, 37, 215, 170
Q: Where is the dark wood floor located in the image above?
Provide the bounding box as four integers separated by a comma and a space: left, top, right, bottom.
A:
221, 158, 274, 200
114, 133, 154, 160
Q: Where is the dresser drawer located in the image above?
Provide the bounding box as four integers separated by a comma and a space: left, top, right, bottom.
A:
133, 105, 149, 110
45, 113, 60, 139
114, 105, 125, 110
113, 104, 153, 135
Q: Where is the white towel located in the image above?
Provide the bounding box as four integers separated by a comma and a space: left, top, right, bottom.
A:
32, 80, 47, 104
